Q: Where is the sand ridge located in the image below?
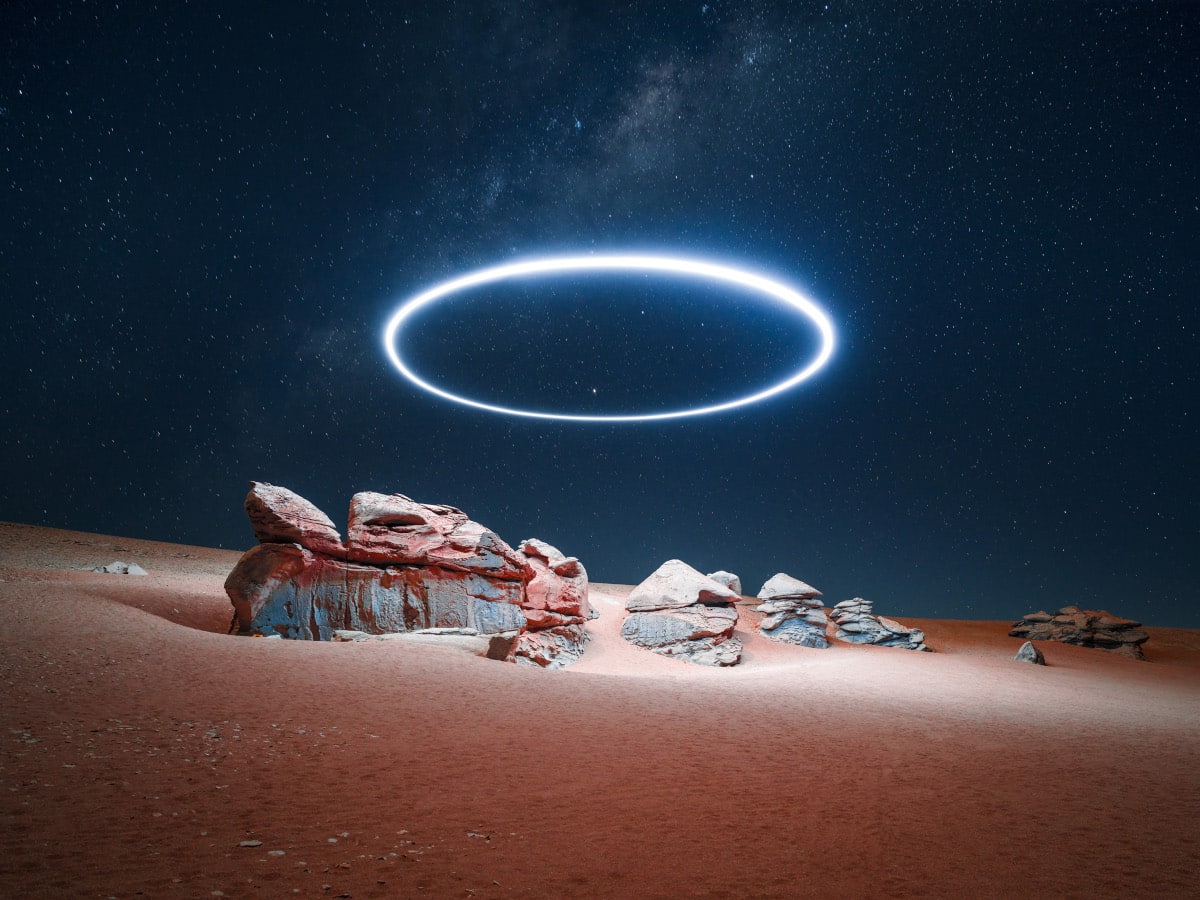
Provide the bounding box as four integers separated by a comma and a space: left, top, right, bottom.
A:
1, 522, 1198, 897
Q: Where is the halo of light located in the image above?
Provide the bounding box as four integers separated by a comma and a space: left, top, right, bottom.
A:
382, 254, 836, 423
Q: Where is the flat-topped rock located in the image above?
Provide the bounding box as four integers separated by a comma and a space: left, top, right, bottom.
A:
1010, 606, 1148, 659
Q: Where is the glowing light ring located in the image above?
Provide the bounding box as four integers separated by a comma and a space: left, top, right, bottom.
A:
383, 254, 836, 423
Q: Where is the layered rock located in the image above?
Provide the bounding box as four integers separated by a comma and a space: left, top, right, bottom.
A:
346, 491, 528, 579
1009, 606, 1148, 659
829, 598, 929, 651
621, 560, 742, 666
755, 573, 828, 648
225, 484, 589, 666
511, 538, 590, 669
244, 482, 345, 557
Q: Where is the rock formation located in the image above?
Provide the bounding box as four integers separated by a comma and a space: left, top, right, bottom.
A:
1009, 606, 1148, 659
829, 598, 929, 651
1014, 641, 1046, 665
621, 559, 742, 666
755, 573, 829, 648
511, 538, 590, 668
225, 483, 589, 667
705, 570, 742, 595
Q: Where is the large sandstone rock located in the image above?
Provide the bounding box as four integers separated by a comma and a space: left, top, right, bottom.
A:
829, 598, 929, 651
1009, 606, 1148, 659
226, 543, 527, 641
621, 560, 742, 666
226, 486, 590, 666
345, 491, 528, 580
244, 482, 345, 557
755, 572, 829, 648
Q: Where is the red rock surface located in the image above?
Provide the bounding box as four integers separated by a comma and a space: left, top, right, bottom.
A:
2, 521, 1199, 898
243, 481, 345, 557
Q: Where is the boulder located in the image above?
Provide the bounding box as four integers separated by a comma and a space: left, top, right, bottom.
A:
829, 598, 929, 651
755, 572, 828, 648
1009, 606, 1148, 659
622, 605, 742, 666
345, 491, 528, 580
705, 570, 742, 595
244, 482, 345, 557
1014, 641, 1045, 665
225, 485, 590, 666
512, 624, 589, 669
621, 560, 741, 665
626, 559, 740, 612
519, 538, 589, 617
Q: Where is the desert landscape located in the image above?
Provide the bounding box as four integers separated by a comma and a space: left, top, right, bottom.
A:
2, 518, 1198, 898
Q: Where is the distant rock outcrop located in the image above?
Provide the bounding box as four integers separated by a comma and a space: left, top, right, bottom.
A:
755, 573, 828, 648
225, 483, 589, 667
1014, 640, 1046, 665
1009, 606, 1148, 659
621, 560, 742, 666
829, 598, 929, 651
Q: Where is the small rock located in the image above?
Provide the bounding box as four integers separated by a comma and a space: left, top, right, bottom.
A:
92, 561, 148, 575
238, 840, 263, 848
1014, 641, 1045, 665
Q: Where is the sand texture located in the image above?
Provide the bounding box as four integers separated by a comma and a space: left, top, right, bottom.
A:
1, 521, 1198, 898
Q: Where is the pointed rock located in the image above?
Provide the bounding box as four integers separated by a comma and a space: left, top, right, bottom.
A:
1014, 641, 1046, 665
626, 559, 739, 612
244, 482, 344, 556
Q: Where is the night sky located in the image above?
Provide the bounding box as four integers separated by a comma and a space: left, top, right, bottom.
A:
3, 2, 1197, 626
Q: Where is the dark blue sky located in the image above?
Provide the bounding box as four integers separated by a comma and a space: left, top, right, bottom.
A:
3, 1, 1197, 625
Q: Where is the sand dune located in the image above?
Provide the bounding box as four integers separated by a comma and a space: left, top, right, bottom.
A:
1, 521, 1197, 898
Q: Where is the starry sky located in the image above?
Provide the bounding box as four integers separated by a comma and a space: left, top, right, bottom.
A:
3, 2, 1197, 626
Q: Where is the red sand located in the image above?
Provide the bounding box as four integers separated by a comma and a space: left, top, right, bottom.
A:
1, 521, 1198, 898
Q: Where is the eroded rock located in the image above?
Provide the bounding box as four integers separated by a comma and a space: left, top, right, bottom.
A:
829, 598, 929, 651
244, 482, 344, 557
755, 572, 828, 648
622, 560, 741, 665
226, 485, 589, 666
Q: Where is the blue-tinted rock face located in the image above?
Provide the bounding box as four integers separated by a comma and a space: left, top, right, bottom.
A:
226, 542, 527, 641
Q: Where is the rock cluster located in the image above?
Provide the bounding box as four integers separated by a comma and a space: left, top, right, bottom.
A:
225, 483, 589, 668
829, 598, 929, 651
755, 573, 828, 648
1009, 606, 1148, 659
621, 560, 742, 666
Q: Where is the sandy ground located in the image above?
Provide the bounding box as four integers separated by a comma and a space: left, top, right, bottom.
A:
1, 521, 1198, 899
